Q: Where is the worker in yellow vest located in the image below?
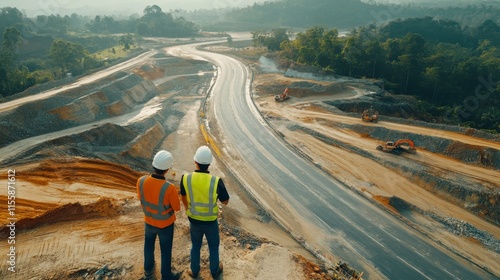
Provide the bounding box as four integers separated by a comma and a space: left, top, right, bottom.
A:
137, 150, 181, 280
181, 146, 229, 279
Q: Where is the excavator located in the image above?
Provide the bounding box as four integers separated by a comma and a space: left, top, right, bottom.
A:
361, 107, 379, 122
275, 87, 290, 102
376, 139, 416, 155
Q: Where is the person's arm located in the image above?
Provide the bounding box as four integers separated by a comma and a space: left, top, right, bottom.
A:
180, 174, 189, 210
217, 179, 229, 205
168, 184, 181, 212
136, 178, 141, 200
182, 196, 189, 210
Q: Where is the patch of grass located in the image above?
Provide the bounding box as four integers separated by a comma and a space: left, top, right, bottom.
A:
92, 45, 139, 61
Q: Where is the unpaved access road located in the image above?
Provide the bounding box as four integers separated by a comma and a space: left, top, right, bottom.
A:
0, 50, 156, 113
168, 43, 498, 279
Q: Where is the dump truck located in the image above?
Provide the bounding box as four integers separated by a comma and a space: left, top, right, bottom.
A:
361, 107, 379, 122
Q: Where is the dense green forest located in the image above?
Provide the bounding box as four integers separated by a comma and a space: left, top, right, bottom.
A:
253, 17, 500, 132
0, 5, 198, 97
184, 0, 500, 31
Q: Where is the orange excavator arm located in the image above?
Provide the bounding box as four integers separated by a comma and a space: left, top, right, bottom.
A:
282, 87, 289, 98
394, 139, 415, 148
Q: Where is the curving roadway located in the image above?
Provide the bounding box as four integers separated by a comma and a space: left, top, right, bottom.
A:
168, 42, 496, 279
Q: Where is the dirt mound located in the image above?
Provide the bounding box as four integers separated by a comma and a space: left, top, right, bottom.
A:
387, 196, 412, 214
444, 142, 496, 167
0, 157, 143, 239
124, 122, 166, 160
373, 196, 402, 215
17, 157, 142, 189
0, 197, 122, 238
49, 90, 109, 122
132, 64, 165, 80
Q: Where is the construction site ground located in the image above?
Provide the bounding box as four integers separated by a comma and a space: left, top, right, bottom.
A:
211, 43, 499, 277
0, 39, 498, 279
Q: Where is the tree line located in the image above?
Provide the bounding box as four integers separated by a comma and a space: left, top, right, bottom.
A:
253, 17, 500, 132
187, 0, 500, 32
0, 5, 198, 97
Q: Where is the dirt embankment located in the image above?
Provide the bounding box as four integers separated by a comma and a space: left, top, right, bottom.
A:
0, 157, 142, 237
0, 56, 215, 170
251, 64, 500, 276
325, 97, 500, 169
255, 77, 500, 223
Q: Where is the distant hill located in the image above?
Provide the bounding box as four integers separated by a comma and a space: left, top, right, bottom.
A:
201, 0, 376, 31
0, 0, 275, 17
372, 0, 500, 7
191, 0, 500, 31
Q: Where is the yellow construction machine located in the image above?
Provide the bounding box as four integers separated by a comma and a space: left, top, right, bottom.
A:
361, 107, 379, 122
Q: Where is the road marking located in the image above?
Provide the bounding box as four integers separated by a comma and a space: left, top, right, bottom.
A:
200, 123, 221, 159
396, 256, 434, 280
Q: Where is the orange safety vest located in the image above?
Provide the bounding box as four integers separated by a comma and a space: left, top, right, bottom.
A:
137, 175, 179, 228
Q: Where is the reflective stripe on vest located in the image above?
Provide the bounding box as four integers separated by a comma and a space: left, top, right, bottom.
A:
185, 173, 218, 220
139, 176, 174, 220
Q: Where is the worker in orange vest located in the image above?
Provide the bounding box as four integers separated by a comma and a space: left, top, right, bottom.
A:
137, 150, 181, 280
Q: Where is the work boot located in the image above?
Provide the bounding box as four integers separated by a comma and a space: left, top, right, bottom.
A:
144, 261, 156, 279
188, 269, 199, 278
211, 262, 223, 279
168, 271, 181, 280
143, 270, 155, 280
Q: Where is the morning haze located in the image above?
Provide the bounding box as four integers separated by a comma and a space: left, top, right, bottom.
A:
1, 0, 274, 16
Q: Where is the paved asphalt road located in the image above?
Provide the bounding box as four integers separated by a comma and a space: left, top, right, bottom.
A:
169, 42, 496, 280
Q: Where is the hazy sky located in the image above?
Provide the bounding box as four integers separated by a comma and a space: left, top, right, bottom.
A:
1, 0, 273, 16
2, 0, 498, 17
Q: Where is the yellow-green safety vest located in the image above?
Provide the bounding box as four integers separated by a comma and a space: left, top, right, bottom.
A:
184, 172, 219, 221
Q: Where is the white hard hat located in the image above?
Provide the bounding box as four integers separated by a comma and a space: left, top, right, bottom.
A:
152, 150, 174, 170
193, 145, 212, 164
